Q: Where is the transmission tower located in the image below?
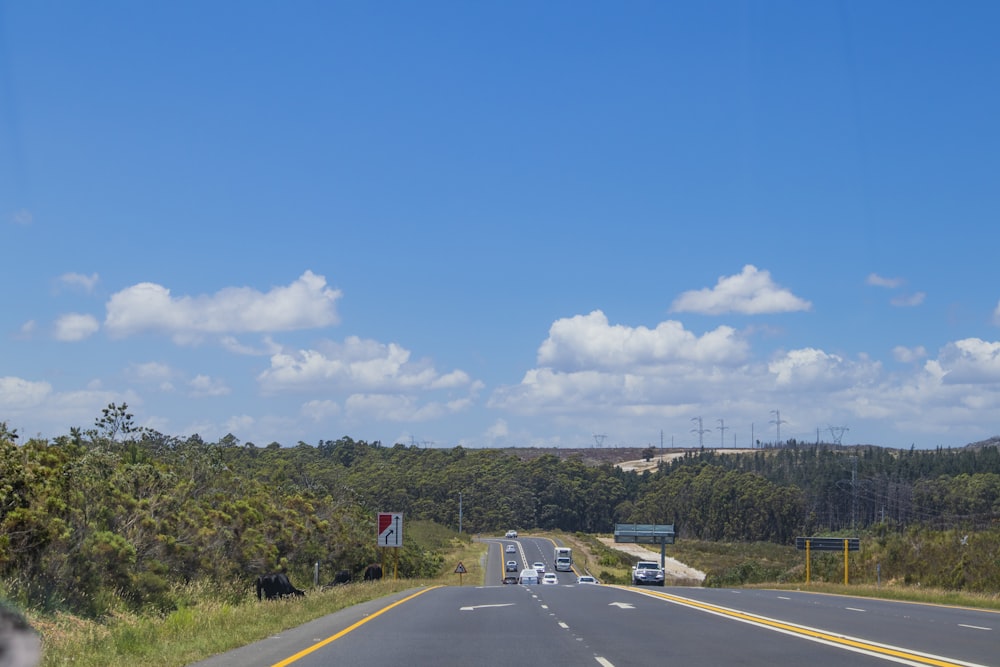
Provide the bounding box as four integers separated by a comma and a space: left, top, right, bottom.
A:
770, 410, 786, 444
592, 433, 607, 448
828, 425, 849, 445
717, 419, 728, 448
690, 417, 710, 448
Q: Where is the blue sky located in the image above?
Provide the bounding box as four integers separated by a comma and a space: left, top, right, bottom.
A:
2, 1, 998, 449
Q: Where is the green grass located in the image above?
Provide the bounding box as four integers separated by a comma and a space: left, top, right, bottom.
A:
31, 533, 489, 667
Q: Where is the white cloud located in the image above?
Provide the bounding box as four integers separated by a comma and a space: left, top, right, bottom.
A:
767, 348, 881, 391
258, 335, 473, 394
867, 273, 904, 288
302, 399, 341, 421
343, 393, 458, 422
129, 361, 173, 382
54, 313, 100, 341
188, 374, 230, 397
893, 346, 927, 363
17, 320, 36, 339
0, 377, 53, 409
935, 338, 1000, 384
671, 265, 812, 315
537, 310, 749, 372
890, 292, 926, 307
58, 272, 100, 293
104, 270, 342, 342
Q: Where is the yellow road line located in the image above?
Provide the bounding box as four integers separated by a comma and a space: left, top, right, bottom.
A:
270, 586, 442, 667
624, 587, 986, 667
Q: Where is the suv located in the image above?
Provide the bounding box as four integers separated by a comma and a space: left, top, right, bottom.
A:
505, 530, 518, 539
506, 560, 518, 572
518, 568, 539, 585
632, 560, 665, 586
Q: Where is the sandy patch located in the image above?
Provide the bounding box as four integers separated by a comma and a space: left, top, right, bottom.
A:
598, 537, 706, 582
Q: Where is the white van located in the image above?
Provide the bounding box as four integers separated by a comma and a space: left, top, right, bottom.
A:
518, 568, 539, 585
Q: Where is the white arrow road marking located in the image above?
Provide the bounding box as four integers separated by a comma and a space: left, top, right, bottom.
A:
608, 602, 635, 609
460, 603, 515, 611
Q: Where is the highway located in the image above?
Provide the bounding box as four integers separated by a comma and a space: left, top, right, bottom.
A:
190, 536, 998, 667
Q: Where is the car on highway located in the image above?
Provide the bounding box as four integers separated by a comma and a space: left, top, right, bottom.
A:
576, 575, 598, 584
506, 560, 518, 572
532, 561, 546, 573
632, 560, 666, 586
505, 530, 518, 538
505, 544, 516, 553
542, 573, 559, 585
518, 568, 539, 585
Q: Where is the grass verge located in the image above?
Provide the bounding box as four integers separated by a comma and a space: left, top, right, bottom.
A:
30, 537, 489, 667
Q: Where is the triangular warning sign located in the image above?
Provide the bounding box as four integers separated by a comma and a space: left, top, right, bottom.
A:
454, 562, 467, 574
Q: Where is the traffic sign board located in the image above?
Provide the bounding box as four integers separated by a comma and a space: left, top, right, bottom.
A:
454, 562, 467, 574
378, 512, 403, 547
795, 537, 859, 552
614, 523, 676, 544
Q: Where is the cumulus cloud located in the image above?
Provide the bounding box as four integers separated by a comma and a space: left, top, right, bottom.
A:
671, 265, 812, 315
866, 273, 904, 288
58, 272, 99, 293
104, 270, 342, 343
934, 338, 1000, 384
767, 348, 881, 391
54, 313, 100, 341
537, 310, 749, 372
258, 335, 473, 394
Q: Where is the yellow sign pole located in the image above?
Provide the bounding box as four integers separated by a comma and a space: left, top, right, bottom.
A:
843, 539, 849, 585
805, 540, 811, 585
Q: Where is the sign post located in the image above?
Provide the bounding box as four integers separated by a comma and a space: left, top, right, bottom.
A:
614, 523, 676, 569
377, 512, 403, 580
795, 537, 859, 585
454, 561, 467, 585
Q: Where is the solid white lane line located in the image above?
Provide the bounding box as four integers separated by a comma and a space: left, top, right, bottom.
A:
958, 624, 991, 631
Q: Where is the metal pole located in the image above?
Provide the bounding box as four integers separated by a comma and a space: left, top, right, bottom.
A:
806, 540, 811, 585
844, 539, 849, 585
459, 492, 463, 534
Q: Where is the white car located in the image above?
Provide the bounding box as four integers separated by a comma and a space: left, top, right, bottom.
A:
505, 530, 518, 539
532, 561, 545, 573
542, 572, 559, 585
506, 560, 518, 572
505, 544, 516, 553
518, 568, 539, 585
576, 575, 598, 585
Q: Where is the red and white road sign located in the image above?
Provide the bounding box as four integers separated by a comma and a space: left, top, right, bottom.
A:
377, 512, 403, 547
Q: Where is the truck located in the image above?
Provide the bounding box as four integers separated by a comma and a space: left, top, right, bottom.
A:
553, 546, 573, 572
632, 560, 665, 586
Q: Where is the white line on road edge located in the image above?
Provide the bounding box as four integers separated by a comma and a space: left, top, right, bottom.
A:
595, 658, 615, 667
958, 624, 991, 631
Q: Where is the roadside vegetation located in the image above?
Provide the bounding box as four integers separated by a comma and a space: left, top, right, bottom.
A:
2, 407, 1000, 663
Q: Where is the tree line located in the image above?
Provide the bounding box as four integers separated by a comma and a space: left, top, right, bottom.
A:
2, 406, 999, 617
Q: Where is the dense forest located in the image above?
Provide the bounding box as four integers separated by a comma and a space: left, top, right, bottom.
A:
2, 404, 999, 618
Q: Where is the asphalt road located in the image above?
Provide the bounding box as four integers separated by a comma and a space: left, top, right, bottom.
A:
190, 537, 998, 667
